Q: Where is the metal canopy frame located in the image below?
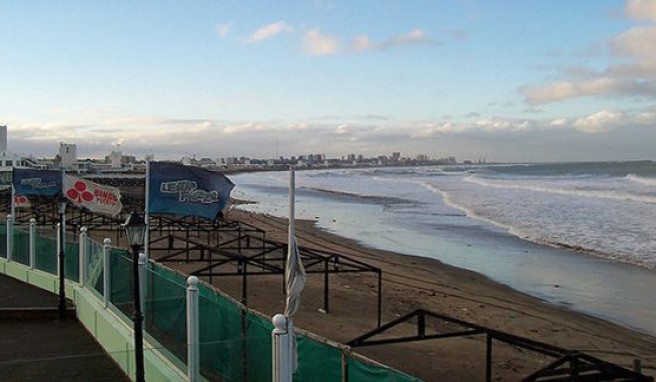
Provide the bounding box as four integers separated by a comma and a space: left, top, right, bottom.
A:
347, 309, 652, 382
149, 219, 384, 327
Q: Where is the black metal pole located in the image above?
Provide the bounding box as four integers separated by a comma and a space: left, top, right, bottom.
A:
132, 245, 145, 382
58, 205, 67, 321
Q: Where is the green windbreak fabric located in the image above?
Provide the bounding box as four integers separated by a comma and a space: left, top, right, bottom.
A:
0, 223, 6, 258
294, 335, 343, 382
146, 265, 187, 364
109, 250, 134, 318
34, 228, 57, 274
196, 281, 273, 382
12, 227, 30, 265
348, 358, 424, 382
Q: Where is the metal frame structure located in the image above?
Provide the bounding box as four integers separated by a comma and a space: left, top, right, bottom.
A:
347, 309, 652, 382
148, 216, 384, 327
2, 189, 384, 328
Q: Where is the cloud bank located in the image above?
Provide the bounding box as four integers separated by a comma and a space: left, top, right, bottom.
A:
521, 1, 656, 105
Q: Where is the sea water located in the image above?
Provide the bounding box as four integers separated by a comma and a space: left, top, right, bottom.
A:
229, 161, 656, 335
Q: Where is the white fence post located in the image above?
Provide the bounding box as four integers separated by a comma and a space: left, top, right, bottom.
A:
79, 227, 88, 286
6, 214, 13, 261
272, 314, 292, 382
103, 238, 112, 308
29, 218, 36, 269
138, 252, 147, 322
186, 276, 200, 382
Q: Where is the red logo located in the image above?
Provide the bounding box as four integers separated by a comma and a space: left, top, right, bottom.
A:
14, 196, 28, 205
66, 181, 94, 203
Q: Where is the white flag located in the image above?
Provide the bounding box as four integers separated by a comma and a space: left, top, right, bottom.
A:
63, 174, 123, 217
284, 234, 307, 317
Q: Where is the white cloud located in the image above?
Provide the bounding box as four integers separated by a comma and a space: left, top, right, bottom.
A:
352, 35, 373, 52
523, 78, 621, 104
381, 29, 428, 49
246, 21, 291, 43
573, 110, 622, 133
216, 22, 234, 38
611, 26, 656, 59
625, 0, 656, 22
304, 28, 430, 55
303, 29, 340, 55
521, 3, 656, 105
222, 122, 271, 134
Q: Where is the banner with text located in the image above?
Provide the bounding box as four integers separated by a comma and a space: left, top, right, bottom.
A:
63, 174, 123, 216
147, 161, 235, 220
12, 168, 62, 198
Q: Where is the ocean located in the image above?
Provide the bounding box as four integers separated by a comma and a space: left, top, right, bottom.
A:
229, 161, 656, 335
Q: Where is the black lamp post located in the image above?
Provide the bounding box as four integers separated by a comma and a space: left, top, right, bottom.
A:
124, 211, 146, 382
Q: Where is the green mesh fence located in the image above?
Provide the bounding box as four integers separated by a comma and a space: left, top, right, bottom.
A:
145, 265, 187, 367
0, 223, 6, 258
12, 226, 30, 266
34, 227, 57, 274
348, 358, 423, 382
295, 335, 344, 381
109, 250, 134, 319
64, 235, 79, 282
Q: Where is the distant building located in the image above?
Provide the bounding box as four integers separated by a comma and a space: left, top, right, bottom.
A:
108, 151, 123, 169
59, 142, 78, 169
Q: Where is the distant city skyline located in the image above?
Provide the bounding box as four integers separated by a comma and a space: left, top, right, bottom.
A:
2, 1, 656, 163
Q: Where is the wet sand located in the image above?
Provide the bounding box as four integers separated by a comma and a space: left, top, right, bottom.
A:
161, 209, 655, 381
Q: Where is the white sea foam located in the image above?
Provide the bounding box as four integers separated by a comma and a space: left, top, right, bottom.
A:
464, 174, 656, 205
626, 173, 656, 186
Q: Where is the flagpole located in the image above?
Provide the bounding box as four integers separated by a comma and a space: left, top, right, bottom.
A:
144, 157, 150, 262
288, 166, 295, 261
10, 184, 15, 219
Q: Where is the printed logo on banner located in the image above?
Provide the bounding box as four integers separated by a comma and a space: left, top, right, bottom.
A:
63, 174, 123, 216
160, 180, 220, 204
20, 177, 57, 190
13, 195, 30, 207
66, 181, 94, 203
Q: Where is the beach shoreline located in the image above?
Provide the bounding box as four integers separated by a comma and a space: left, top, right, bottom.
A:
200, 208, 656, 381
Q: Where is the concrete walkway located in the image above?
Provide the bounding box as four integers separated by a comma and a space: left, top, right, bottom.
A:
0, 273, 130, 381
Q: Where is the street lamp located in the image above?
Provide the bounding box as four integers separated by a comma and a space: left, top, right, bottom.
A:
124, 211, 146, 382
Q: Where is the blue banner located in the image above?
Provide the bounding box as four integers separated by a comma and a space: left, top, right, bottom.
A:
12, 168, 62, 198
147, 161, 235, 220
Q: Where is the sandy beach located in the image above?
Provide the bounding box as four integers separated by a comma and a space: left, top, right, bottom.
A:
148, 207, 655, 381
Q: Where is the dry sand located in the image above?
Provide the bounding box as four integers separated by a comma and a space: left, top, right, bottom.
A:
153, 208, 656, 381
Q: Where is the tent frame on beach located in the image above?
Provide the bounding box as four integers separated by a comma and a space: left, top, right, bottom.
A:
347, 308, 653, 382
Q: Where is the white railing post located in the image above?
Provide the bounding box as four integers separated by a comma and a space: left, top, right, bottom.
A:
29, 218, 36, 269
186, 276, 200, 382
103, 238, 112, 308
79, 227, 88, 286
138, 252, 147, 322
6, 214, 13, 261
272, 314, 292, 382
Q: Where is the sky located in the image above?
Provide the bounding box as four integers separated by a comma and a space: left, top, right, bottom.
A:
1, 0, 656, 163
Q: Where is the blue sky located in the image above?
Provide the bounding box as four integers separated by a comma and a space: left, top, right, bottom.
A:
1, 0, 655, 162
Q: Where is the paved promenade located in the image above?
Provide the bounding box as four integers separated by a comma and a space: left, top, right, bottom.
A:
0, 273, 129, 381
